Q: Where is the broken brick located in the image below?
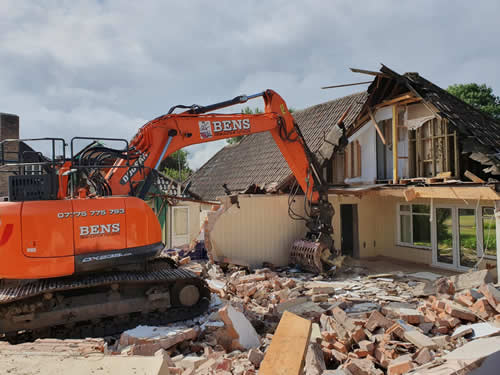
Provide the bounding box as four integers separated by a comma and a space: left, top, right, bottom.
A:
479, 284, 500, 313
445, 302, 476, 322
471, 298, 496, 319
413, 347, 434, 365
365, 311, 393, 332
387, 354, 414, 375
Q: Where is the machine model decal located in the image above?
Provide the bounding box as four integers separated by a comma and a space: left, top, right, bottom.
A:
79, 223, 120, 237
120, 152, 149, 185
81, 251, 132, 263
199, 119, 251, 139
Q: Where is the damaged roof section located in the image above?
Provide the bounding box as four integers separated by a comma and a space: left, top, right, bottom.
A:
358, 65, 500, 174
189, 92, 367, 201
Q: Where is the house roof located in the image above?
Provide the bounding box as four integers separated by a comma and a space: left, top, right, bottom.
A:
364, 65, 500, 173
189, 92, 367, 201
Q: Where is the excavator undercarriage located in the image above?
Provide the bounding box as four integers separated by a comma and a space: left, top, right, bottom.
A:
0, 258, 209, 342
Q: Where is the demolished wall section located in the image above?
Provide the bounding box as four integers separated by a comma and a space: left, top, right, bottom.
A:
208, 194, 307, 268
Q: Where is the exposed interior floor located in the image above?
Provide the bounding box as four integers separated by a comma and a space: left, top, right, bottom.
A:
338, 255, 459, 280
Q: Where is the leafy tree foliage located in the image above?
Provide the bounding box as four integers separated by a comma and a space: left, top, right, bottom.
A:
160, 150, 192, 182
447, 83, 500, 119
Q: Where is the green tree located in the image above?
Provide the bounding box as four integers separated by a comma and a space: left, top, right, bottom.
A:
447, 83, 500, 119
161, 150, 192, 182
226, 106, 296, 144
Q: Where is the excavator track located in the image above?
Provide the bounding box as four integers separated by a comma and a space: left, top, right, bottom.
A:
0, 259, 210, 343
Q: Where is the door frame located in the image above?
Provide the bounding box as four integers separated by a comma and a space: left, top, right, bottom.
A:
340, 204, 359, 258
431, 204, 479, 271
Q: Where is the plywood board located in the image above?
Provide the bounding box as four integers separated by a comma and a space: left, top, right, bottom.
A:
260, 311, 312, 375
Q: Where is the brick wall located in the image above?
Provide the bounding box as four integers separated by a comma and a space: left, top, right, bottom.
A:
0, 113, 20, 197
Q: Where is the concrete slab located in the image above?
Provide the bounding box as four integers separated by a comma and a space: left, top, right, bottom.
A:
0, 353, 170, 375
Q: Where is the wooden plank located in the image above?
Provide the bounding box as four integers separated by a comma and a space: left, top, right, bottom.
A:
260, 311, 312, 375
454, 131, 460, 178
367, 107, 386, 145
321, 81, 371, 89
356, 141, 361, 177
436, 171, 452, 178
464, 170, 485, 183
349, 67, 390, 77
431, 119, 436, 176
377, 93, 414, 109
392, 105, 398, 184
444, 119, 450, 172
416, 127, 422, 176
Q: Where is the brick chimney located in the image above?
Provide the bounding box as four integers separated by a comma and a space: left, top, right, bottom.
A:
0, 113, 20, 196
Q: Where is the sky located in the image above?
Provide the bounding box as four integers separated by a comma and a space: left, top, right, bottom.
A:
1, 1, 499, 169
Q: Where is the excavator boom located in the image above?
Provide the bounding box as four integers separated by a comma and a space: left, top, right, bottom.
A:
0, 89, 346, 341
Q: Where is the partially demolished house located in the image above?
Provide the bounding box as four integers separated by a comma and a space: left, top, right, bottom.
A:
147, 171, 218, 249
189, 65, 500, 275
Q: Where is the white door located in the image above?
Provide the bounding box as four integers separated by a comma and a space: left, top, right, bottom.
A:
172, 206, 189, 248
433, 206, 478, 270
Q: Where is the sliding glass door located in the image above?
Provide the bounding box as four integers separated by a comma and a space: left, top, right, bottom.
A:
433, 206, 479, 270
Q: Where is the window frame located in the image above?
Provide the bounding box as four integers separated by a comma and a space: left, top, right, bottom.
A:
396, 203, 432, 250
478, 206, 497, 259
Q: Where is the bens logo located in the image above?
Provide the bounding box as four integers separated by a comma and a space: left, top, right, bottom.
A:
80, 223, 120, 237
198, 119, 250, 139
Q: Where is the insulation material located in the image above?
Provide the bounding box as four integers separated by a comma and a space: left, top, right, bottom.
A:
406, 115, 435, 130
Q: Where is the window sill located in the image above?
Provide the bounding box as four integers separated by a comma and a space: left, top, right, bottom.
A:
396, 242, 432, 251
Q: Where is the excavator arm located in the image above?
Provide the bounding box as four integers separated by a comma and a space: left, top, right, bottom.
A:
104, 89, 347, 272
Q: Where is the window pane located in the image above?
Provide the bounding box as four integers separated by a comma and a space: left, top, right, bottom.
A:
400, 214, 411, 243
413, 214, 431, 247
483, 207, 496, 257
436, 208, 453, 264
413, 204, 430, 214
459, 208, 477, 268
400, 205, 410, 212
483, 207, 495, 216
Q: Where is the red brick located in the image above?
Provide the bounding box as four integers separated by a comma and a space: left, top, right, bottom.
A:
436, 326, 449, 334
358, 340, 375, 355
413, 347, 434, 366
479, 284, 500, 312
354, 349, 369, 358
321, 340, 335, 350
321, 331, 336, 342
455, 294, 475, 307
387, 355, 414, 375
445, 302, 476, 322
425, 309, 437, 323
471, 298, 496, 319
345, 358, 382, 375
351, 327, 367, 343
365, 310, 394, 332
333, 341, 348, 353
330, 348, 348, 363
374, 347, 390, 368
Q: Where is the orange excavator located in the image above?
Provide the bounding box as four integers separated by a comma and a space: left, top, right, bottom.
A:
0, 90, 347, 340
